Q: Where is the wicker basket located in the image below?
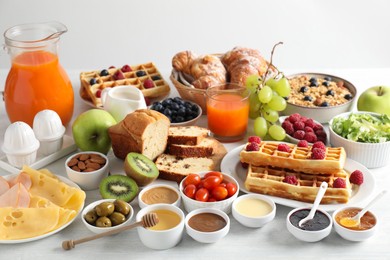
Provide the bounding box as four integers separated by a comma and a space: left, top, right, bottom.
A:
170, 69, 208, 114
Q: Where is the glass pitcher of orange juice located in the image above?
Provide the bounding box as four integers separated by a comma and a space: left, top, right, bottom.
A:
3, 22, 74, 126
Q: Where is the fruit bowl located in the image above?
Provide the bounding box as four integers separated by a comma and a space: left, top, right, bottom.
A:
281, 73, 357, 123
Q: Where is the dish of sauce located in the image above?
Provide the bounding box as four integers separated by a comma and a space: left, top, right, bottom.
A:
290, 209, 330, 231
335, 208, 376, 231
148, 209, 181, 231
141, 187, 179, 205
188, 213, 226, 232
235, 198, 272, 217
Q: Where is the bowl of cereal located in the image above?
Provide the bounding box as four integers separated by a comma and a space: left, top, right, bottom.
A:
282, 73, 357, 123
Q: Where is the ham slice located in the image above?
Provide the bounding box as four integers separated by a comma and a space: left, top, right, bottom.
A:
8, 172, 32, 190
0, 183, 30, 208
0, 176, 10, 196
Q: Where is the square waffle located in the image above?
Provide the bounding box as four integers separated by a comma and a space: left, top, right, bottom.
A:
240, 141, 346, 174
244, 165, 352, 204
80, 62, 170, 107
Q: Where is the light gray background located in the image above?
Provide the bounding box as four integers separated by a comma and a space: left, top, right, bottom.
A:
0, 0, 389, 72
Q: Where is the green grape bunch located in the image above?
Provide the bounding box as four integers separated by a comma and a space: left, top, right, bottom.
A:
245, 42, 291, 141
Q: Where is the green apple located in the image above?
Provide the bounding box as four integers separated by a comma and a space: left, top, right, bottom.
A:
72, 109, 117, 154
357, 86, 390, 116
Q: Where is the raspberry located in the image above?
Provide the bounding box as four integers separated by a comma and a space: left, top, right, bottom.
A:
300, 116, 308, 123
113, 70, 125, 80
241, 162, 249, 169
313, 124, 323, 131
311, 147, 326, 159
248, 136, 261, 144
282, 120, 295, 135
246, 142, 259, 151
277, 143, 291, 153
293, 121, 305, 131
312, 141, 326, 150
143, 79, 154, 89
95, 89, 102, 98
293, 130, 305, 140
288, 113, 301, 124
108, 65, 116, 69
283, 175, 298, 185
305, 118, 316, 129
317, 137, 327, 144
297, 140, 309, 147
315, 130, 327, 138
304, 132, 317, 143
350, 170, 364, 185
333, 178, 346, 188
121, 64, 132, 72
144, 97, 151, 106
304, 126, 314, 133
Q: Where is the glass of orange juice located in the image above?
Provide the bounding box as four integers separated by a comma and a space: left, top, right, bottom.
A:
206, 83, 250, 142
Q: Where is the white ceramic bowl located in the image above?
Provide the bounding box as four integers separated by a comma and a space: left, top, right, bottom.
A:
286, 207, 332, 242
81, 199, 134, 234
138, 184, 181, 209
185, 208, 230, 243
232, 194, 276, 228
282, 73, 356, 123
136, 204, 185, 250
179, 172, 239, 214
332, 206, 377, 242
65, 151, 109, 190
329, 111, 390, 168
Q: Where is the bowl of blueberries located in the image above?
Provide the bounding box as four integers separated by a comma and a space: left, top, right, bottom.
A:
149, 97, 202, 126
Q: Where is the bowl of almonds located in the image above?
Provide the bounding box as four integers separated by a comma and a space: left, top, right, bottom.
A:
65, 151, 109, 190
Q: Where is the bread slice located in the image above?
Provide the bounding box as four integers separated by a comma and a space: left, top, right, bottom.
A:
155, 154, 215, 182
167, 137, 215, 158
168, 126, 209, 145
108, 109, 170, 160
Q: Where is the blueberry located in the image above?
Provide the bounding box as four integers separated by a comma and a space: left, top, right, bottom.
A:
303, 95, 313, 101
326, 90, 334, 96
300, 86, 308, 93
177, 108, 186, 117
163, 108, 172, 117
324, 76, 332, 81
89, 78, 97, 85
151, 75, 162, 81
173, 97, 185, 105
175, 116, 185, 123
100, 69, 109, 76
310, 81, 319, 87
320, 101, 329, 107
322, 81, 330, 87
309, 77, 317, 83
184, 102, 193, 109
154, 103, 164, 112
136, 70, 147, 77
171, 102, 180, 110
162, 99, 172, 107
344, 94, 353, 100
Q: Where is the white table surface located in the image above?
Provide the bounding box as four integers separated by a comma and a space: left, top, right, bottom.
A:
0, 68, 389, 260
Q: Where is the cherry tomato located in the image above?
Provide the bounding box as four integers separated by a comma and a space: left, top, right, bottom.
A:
203, 176, 222, 190
204, 171, 224, 181
208, 197, 217, 202
195, 188, 209, 202
226, 182, 238, 197
183, 184, 197, 199
183, 173, 201, 187
219, 182, 227, 188
211, 186, 228, 201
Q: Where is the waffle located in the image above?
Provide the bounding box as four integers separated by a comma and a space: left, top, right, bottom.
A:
80, 62, 170, 107
244, 165, 352, 204
240, 141, 346, 174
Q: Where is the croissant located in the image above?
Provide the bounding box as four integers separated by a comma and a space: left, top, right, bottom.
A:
172, 50, 198, 75
190, 55, 227, 89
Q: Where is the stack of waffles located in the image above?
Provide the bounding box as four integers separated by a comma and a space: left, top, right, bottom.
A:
240, 141, 352, 204
80, 62, 170, 107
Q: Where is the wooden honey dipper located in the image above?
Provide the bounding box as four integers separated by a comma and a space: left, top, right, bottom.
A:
62, 212, 159, 250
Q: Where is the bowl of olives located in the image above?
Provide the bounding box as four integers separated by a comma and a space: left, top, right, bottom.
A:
82, 199, 134, 234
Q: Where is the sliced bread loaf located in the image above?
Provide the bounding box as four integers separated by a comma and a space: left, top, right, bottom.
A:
167, 137, 215, 158
168, 126, 209, 145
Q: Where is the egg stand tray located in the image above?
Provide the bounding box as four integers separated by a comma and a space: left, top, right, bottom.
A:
0, 135, 77, 175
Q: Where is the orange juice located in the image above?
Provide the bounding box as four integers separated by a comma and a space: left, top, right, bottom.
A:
4, 50, 74, 126
207, 93, 249, 139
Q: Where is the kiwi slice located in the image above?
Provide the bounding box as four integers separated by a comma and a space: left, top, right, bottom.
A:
99, 175, 139, 202
124, 152, 159, 186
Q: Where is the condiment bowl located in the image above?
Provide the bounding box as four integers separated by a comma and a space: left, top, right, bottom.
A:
179, 172, 239, 214
81, 199, 134, 234
65, 151, 109, 190
332, 206, 377, 242
329, 111, 390, 168
136, 204, 185, 250
138, 184, 181, 209
286, 207, 332, 242
185, 208, 230, 243
232, 194, 276, 228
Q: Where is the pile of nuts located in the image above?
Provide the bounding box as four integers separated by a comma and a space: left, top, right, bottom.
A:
67, 153, 107, 172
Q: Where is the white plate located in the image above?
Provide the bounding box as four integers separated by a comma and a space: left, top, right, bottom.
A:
0, 174, 84, 244
221, 145, 376, 212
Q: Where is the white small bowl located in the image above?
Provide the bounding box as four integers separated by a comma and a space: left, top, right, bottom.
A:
332, 206, 377, 242
81, 199, 134, 234
65, 151, 109, 190
185, 208, 230, 243
286, 207, 332, 242
329, 111, 390, 168
179, 172, 239, 214
136, 204, 185, 250
232, 194, 276, 228
138, 184, 181, 209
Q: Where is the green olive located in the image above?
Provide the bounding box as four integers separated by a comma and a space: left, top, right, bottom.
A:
95, 202, 115, 217
114, 200, 131, 216
109, 212, 126, 226
95, 216, 112, 227
84, 210, 98, 225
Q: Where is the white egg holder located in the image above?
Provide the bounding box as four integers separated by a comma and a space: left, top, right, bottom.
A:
0, 135, 77, 174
